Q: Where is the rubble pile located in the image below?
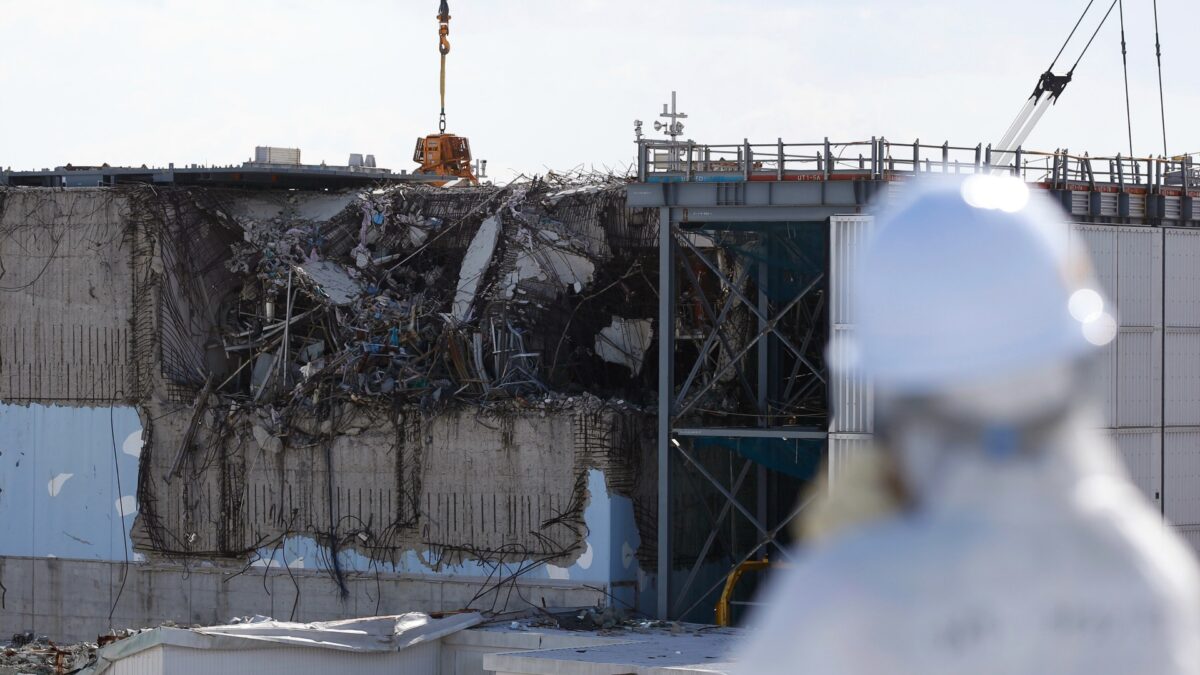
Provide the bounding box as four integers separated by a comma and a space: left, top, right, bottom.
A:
121, 174, 661, 574
207, 173, 658, 418
0, 630, 136, 675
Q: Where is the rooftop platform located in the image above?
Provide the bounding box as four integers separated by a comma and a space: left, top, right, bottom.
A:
1, 161, 444, 190
629, 138, 1199, 226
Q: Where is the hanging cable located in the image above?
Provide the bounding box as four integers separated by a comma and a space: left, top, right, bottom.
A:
1068, 0, 1119, 74
1050, 0, 1097, 71
1153, 0, 1168, 156
1118, 0, 1134, 157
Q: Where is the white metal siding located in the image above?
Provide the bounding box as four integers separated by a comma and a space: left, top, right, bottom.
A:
1166, 430, 1200, 526
1089, 336, 1117, 426
1116, 328, 1161, 428
1114, 226, 1162, 327
1165, 229, 1200, 327
1166, 330, 1200, 426
1174, 525, 1200, 558
829, 215, 874, 434
110, 645, 165, 675
1111, 429, 1162, 506
143, 642, 440, 675
1073, 225, 1118, 302
828, 433, 876, 490
821, 218, 1200, 521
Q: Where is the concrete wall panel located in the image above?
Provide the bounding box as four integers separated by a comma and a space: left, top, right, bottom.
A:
0, 190, 133, 402
0, 557, 607, 642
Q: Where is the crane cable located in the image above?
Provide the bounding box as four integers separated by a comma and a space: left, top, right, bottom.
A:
1118, 0, 1134, 157
1153, 0, 1168, 156
1049, 0, 1096, 72
1068, 0, 1119, 75
437, 0, 451, 134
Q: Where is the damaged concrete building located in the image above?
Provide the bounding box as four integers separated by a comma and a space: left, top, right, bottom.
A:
12, 133, 1195, 648
0, 177, 672, 641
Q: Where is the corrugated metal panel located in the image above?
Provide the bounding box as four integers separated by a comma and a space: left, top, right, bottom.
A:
1174, 525, 1200, 559
111, 645, 164, 675
1071, 224, 1161, 327
1088, 336, 1117, 427
1166, 429, 1200, 526
1115, 328, 1161, 428
1114, 226, 1162, 327
829, 215, 873, 326
829, 326, 872, 433
1165, 228, 1200, 327
1166, 330, 1200, 426
827, 433, 875, 491
1072, 225, 1117, 302
829, 214, 874, 434
1110, 428, 1161, 506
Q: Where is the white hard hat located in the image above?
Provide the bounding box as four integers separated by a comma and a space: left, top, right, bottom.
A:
837, 174, 1115, 395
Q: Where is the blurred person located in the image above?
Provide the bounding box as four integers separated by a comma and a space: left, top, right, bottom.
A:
734, 175, 1200, 674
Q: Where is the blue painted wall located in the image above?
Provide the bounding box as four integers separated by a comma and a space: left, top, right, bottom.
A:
0, 403, 142, 561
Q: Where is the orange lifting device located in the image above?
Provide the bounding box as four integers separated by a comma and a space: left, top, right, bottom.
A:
413, 0, 477, 183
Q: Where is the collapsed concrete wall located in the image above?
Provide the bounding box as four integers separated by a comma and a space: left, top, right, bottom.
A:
137, 402, 654, 570
0, 556, 607, 643
0, 182, 661, 639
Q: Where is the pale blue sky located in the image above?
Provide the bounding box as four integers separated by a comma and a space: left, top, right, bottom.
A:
1, 1, 1196, 182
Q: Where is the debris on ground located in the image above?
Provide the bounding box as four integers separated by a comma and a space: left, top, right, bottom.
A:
1, 629, 138, 675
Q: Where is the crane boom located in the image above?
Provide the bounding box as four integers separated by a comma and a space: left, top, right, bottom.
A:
992, 0, 1117, 169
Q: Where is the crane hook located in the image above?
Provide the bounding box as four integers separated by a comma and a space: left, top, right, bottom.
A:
438, 0, 451, 55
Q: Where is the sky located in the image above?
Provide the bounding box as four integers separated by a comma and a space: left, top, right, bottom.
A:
0, 0, 1196, 183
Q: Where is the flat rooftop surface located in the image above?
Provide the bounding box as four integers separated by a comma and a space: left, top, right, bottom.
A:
482, 624, 741, 675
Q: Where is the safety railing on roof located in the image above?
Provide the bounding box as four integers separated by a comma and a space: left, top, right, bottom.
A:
636, 138, 1199, 192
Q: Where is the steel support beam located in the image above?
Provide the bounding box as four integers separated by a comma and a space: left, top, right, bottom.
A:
673, 427, 827, 439
656, 206, 674, 619
673, 443, 794, 562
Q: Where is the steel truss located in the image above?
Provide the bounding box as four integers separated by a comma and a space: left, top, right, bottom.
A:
657, 210, 829, 620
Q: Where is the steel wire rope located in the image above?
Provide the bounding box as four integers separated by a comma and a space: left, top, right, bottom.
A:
1152, 0, 1168, 155
1118, 0, 1134, 157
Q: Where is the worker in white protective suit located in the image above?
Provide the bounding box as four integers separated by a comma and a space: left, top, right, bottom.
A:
734, 175, 1200, 674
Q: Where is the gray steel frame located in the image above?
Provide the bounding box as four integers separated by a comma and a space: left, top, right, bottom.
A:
646, 136, 1200, 620
655, 207, 829, 620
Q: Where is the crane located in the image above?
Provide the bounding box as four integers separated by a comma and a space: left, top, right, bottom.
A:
992, 0, 1118, 168
413, 0, 477, 183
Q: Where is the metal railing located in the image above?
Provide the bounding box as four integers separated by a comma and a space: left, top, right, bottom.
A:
637, 137, 1199, 192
